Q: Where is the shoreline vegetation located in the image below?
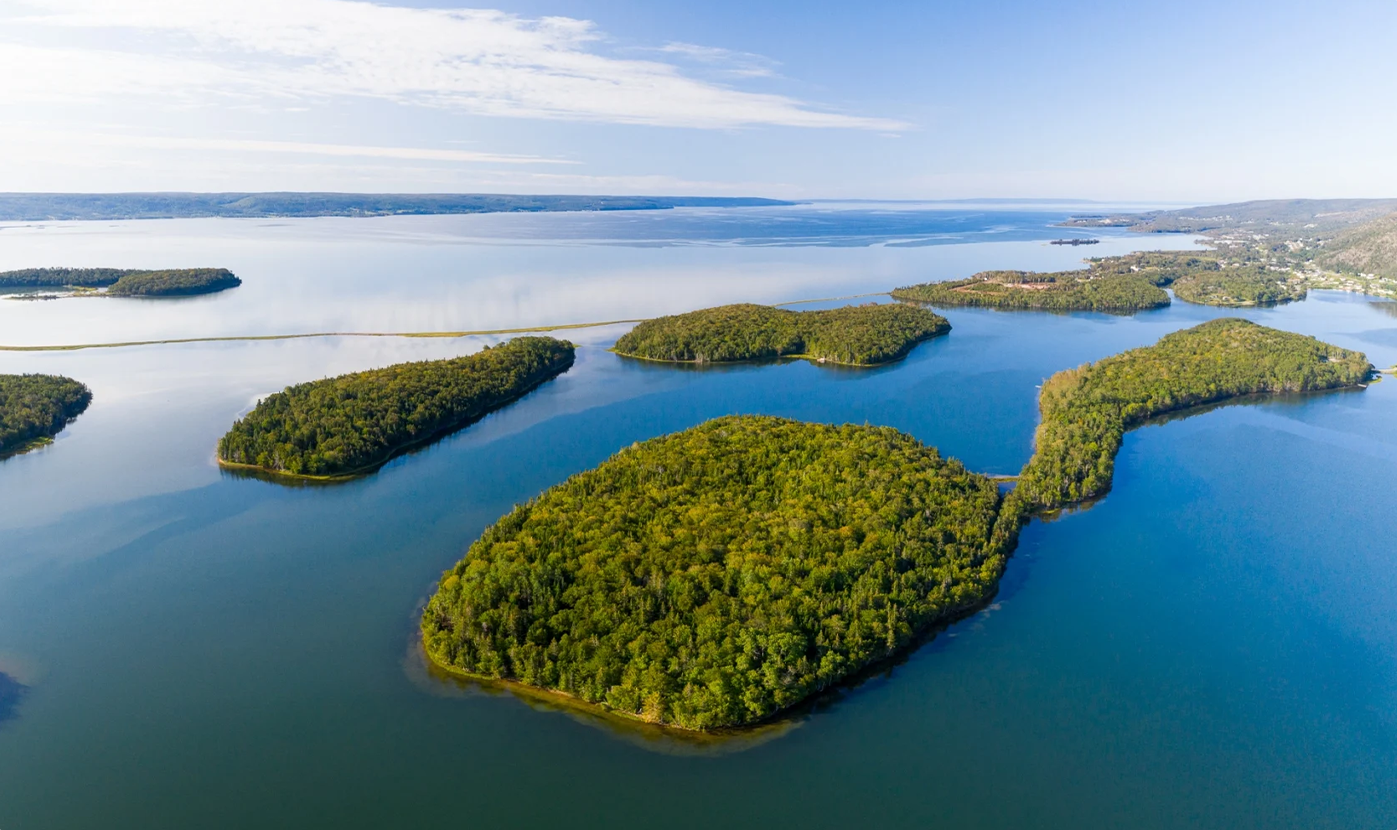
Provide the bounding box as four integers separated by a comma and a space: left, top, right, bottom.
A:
0, 374, 92, 459
891, 250, 1312, 312
891, 269, 1169, 313
216, 337, 574, 480
1060, 199, 1397, 301
612, 303, 950, 366
0, 267, 241, 298
420, 318, 1372, 733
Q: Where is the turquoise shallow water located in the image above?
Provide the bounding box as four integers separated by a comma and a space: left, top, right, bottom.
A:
1, 206, 1394, 828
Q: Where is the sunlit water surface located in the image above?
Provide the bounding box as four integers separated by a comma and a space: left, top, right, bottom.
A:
1, 205, 1394, 829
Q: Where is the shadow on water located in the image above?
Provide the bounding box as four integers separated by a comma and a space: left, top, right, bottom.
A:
0, 673, 27, 727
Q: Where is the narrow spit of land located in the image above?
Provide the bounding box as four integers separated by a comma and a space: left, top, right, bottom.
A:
420, 318, 1373, 734
0, 373, 92, 458
613, 302, 950, 366
217, 337, 574, 480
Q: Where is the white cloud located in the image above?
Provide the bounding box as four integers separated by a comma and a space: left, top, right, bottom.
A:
1, 0, 905, 130
655, 42, 781, 79
0, 127, 576, 165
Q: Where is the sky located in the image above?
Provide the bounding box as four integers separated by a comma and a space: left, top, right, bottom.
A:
1, 0, 1395, 201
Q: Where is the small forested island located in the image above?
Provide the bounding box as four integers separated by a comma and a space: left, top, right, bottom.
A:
891, 270, 1169, 312
1013, 318, 1372, 510
0, 267, 241, 297
421, 319, 1371, 732
612, 302, 950, 366
421, 416, 1008, 730
218, 336, 574, 479
0, 373, 92, 457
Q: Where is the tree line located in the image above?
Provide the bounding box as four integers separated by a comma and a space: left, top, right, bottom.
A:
217, 337, 575, 478
613, 302, 950, 366
0, 373, 92, 456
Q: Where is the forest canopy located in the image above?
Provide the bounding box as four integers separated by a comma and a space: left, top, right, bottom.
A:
421, 416, 1007, 731
1015, 318, 1372, 511
0, 373, 92, 457
0, 267, 241, 296
891, 270, 1169, 313
217, 336, 575, 479
1089, 252, 1306, 307
613, 303, 950, 366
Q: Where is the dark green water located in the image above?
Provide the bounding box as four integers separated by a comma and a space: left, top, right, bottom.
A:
1, 209, 1395, 828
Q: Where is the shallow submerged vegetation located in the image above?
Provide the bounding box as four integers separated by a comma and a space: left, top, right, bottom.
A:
612, 302, 949, 366
217, 336, 575, 479
0, 373, 92, 457
422, 319, 1371, 733
422, 416, 1007, 731
891, 269, 1169, 312
0, 267, 241, 297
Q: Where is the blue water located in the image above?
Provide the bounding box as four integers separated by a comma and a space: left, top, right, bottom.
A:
0, 206, 1394, 828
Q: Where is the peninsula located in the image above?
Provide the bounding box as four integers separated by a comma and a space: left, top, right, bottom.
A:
421, 319, 1371, 732
0, 373, 92, 457
217, 336, 574, 479
891, 270, 1169, 312
0, 268, 241, 297
612, 302, 949, 366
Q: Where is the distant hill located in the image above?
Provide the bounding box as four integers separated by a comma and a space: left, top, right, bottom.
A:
1063, 199, 1397, 235
1317, 211, 1397, 279
0, 192, 795, 221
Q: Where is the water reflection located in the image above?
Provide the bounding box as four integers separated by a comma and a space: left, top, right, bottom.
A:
0, 673, 25, 726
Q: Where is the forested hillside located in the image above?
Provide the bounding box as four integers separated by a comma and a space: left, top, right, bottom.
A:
0, 373, 92, 456
218, 337, 575, 478
1318, 211, 1397, 279
421, 416, 1005, 730
613, 303, 949, 366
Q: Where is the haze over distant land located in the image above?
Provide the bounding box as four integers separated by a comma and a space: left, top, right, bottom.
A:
0, 193, 793, 222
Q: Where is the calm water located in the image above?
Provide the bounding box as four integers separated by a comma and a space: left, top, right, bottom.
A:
1, 205, 1395, 828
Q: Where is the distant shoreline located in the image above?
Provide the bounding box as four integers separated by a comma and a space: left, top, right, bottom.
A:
0, 192, 796, 222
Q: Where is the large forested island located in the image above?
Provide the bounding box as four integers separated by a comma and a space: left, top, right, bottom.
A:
891, 270, 1168, 312
422, 319, 1371, 732
1013, 318, 1372, 511
613, 303, 950, 366
421, 416, 1007, 730
0, 373, 92, 457
0, 267, 241, 297
218, 336, 574, 479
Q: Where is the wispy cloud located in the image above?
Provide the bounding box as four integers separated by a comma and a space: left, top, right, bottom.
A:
0, 126, 577, 164
655, 42, 781, 79
1, 0, 905, 130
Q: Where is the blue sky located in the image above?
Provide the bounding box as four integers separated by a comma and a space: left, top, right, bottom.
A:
1, 0, 1394, 200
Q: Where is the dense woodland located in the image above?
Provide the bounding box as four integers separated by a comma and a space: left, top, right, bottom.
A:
0, 373, 92, 456
1015, 318, 1372, 510
0, 267, 241, 296
1090, 252, 1306, 306
218, 337, 574, 478
891, 270, 1169, 312
423, 318, 1371, 731
613, 303, 949, 366
421, 416, 1006, 730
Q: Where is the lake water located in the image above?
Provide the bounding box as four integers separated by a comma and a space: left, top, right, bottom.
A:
1, 204, 1395, 828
